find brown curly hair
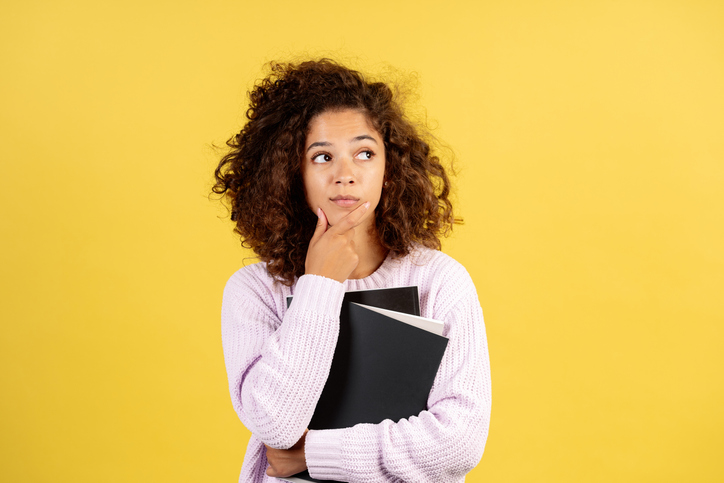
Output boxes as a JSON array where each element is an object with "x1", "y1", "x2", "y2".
[{"x1": 213, "y1": 59, "x2": 456, "y2": 285}]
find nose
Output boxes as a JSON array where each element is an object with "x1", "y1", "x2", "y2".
[{"x1": 334, "y1": 157, "x2": 356, "y2": 185}]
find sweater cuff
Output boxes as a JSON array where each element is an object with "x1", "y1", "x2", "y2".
[
  {"x1": 305, "y1": 428, "x2": 347, "y2": 481},
  {"x1": 289, "y1": 275, "x2": 345, "y2": 317}
]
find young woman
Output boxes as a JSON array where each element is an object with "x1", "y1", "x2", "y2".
[{"x1": 214, "y1": 59, "x2": 491, "y2": 482}]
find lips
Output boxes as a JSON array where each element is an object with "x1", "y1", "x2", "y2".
[{"x1": 330, "y1": 195, "x2": 360, "y2": 208}]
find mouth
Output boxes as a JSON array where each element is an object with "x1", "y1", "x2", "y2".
[{"x1": 330, "y1": 195, "x2": 360, "y2": 208}]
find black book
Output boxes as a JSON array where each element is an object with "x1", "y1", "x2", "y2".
[{"x1": 283, "y1": 287, "x2": 448, "y2": 483}]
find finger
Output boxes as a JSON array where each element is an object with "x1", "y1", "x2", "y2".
[
  {"x1": 330, "y1": 201, "x2": 370, "y2": 234},
  {"x1": 310, "y1": 208, "x2": 328, "y2": 242},
  {"x1": 265, "y1": 448, "x2": 278, "y2": 476}
]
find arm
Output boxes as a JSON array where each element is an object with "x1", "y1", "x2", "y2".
[
  {"x1": 222, "y1": 204, "x2": 371, "y2": 452},
  {"x1": 304, "y1": 272, "x2": 492, "y2": 482},
  {"x1": 221, "y1": 270, "x2": 344, "y2": 449}
]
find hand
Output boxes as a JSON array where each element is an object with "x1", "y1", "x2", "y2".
[
  {"x1": 305, "y1": 202, "x2": 370, "y2": 283},
  {"x1": 265, "y1": 430, "x2": 308, "y2": 478}
]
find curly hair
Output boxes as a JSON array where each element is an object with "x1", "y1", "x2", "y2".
[{"x1": 213, "y1": 59, "x2": 456, "y2": 285}]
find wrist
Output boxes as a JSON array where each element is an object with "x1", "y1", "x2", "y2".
[{"x1": 305, "y1": 429, "x2": 346, "y2": 481}]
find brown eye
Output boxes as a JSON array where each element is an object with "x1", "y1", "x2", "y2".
[
  {"x1": 312, "y1": 153, "x2": 332, "y2": 164},
  {"x1": 357, "y1": 150, "x2": 373, "y2": 160}
]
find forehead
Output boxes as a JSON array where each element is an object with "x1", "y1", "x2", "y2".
[{"x1": 305, "y1": 109, "x2": 380, "y2": 142}]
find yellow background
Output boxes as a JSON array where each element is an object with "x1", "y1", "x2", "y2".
[{"x1": 2, "y1": 1, "x2": 723, "y2": 481}]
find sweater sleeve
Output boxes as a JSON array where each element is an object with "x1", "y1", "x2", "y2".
[
  {"x1": 304, "y1": 268, "x2": 492, "y2": 482},
  {"x1": 221, "y1": 271, "x2": 345, "y2": 450}
]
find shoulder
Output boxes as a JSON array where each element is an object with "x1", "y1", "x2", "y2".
[
  {"x1": 393, "y1": 246, "x2": 478, "y2": 319},
  {"x1": 224, "y1": 261, "x2": 275, "y2": 294},
  {"x1": 399, "y1": 245, "x2": 473, "y2": 285},
  {"x1": 223, "y1": 261, "x2": 292, "y2": 318}
]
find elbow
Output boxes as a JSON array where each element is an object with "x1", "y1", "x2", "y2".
[
  {"x1": 459, "y1": 436, "x2": 486, "y2": 474},
  {"x1": 459, "y1": 413, "x2": 489, "y2": 474},
  {"x1": 240, "y1": 408, "x2": 307, "y2": 449},
  {"x1": 437, "y1": 426, "x2": 486, "y2": 477},
  {"x1": 437, "y1": 428, "x2": 486, "y2": 478},
  {"x1": 262, "y1": 426, "x2": 307, "y2": 450},
  {"x1": 457, "y1": 404, "x2": 490, "y2": 473},
  {"x1": 429, "y1": 403, "x2": 489, "y2": 477},
  {"x1": 238, "y1": 388, "x2": 308, "y2": 449}
]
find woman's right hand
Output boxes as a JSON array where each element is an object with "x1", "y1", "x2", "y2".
[{"x1": 305, "y1": 202, "x2": 370, "y2": 283}]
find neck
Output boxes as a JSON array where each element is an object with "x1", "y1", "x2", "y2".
[{"x1": 348, "y1": 224, "x2": 388, "y2": 280}]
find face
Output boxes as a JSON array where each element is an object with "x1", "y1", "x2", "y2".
[{"x1": 302, "y1": 109, "x2": 386, "y2": 229}]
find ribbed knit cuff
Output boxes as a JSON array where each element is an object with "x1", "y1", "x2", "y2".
[
  {"x1": 305, "y1": 428, "x2": 347, "y2": 481},
  {"x1": 290, "y1": 274, "x2": 345, "y2": 318}
]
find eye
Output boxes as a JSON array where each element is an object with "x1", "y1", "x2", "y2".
[
  {"x1": 311, "y1": 153, "x2": 332, "y2": 164},
  {"x1": 356, "y1": 150, "x2": 374, "y2": 160}
]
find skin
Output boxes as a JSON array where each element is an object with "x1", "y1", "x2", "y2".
[
  {"x1": 265, "y1": 109, "x2": 389, "y2": 478},
  {"x1": 265, "y1": 430, "x2": 308, "y2": 478},
  {"x1": 302, "y1": 108, "x2": 388, "y2": 283}
]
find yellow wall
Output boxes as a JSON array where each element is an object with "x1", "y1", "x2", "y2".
[{"x1": 2, "y1": 1, "x2": 723, "y2": 481}]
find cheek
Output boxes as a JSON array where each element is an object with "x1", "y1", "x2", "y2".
[
  {"x1": 303, "y1": 175, "x2": 325, "y2": 207},
  {"x1": 301, "y1": 175, "x2": 314, "y2": 209}
]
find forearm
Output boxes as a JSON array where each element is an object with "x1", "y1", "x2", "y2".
[
  {"x1": 223, "y1": 273, "x2": 345, "y2": 448},
  {"x1": 305, "y1": 284, "x2": 491, "y2": 481},
  {"x1": 305, "y1": 397, "x2": 489, "y2": 482}
]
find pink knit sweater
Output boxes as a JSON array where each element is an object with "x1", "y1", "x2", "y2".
[{"x1": 221, "y1": 247, "x2": 491, "y2": 482}]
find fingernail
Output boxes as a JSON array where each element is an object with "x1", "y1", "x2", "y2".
[
  {"x1": 364, "y1": 202, "x2": 370, "y2": 209},
  {"x1": 317, "y1": 208, "x2": 323, "y2": 217}
]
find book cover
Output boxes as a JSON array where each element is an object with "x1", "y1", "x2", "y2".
[
  {"x1": 283, "y1": 287, "x2": 448, "y2": 483},
  {"x1": 308, "y1": 302, "x2": 448, "y2": 430}
]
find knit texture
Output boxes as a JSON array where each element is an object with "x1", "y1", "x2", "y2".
[{"x1": 221, "y1": 247, "x2": 492, "y2": 482}]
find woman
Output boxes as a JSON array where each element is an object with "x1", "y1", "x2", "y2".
[{"x1": 214, "y1": 59, "x2": 491, "y2": 482}]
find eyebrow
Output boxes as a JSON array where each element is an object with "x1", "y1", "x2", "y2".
[
  {"x1": 306, "y1": 141, "x2": 331, "y2": 152},
  {"x1": 351, "y1": 134, "x2": 378, "y2": 144},
  {"x1": 306, "y1": 134, "x2": 378, "y2": 153}
]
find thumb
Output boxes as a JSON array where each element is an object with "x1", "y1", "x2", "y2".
[{"x1": 310, "y1": 208, "x2": 328, "y2": 242}]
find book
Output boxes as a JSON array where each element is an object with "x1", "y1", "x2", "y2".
[{"x1": 282, "y1": 287, "x2": 448, "y2": 483}]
